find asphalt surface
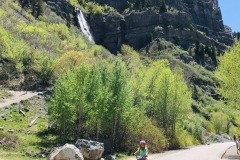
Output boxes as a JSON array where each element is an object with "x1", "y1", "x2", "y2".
[{"x1": 126, "y1": 142, "x2": 235, "y2": 160}]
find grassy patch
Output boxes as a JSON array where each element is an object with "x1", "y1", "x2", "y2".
[
  {"x1": 0, "y1": 96, "x2": 57, "y2": 159},
  {"x1": 0, "y1": 150, "x2": 45, "y2": 160},
  {"x1": 0, "y1": 89, "x2": 12, "y2": 102}
]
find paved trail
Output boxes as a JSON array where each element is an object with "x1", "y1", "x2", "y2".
[
  {"x1": 126, "y1": 142, "x2": 235, "y2": 160},
  {"x1": 0, "y1": 91, "x2": 39, "y2": 108}
]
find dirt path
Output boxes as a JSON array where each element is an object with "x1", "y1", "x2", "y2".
[
  {"x1": 124, "y1": 142, "x2": 235, "y2": 160},
  {"x1": 0, "y1": 91, "x2": 39, "y2": 108}
]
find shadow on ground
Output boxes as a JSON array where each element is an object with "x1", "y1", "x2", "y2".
[{"x1": 222, "y1": 145, "x2": 240, "y2": 159}]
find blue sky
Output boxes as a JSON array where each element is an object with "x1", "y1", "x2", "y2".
[{"x1": 218, "y1": 0, "x2": 240, "y2": 32}]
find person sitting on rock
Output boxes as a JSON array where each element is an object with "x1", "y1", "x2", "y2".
[{"x1": 133, "y1": 140, "x2": 148, "y2": 160}]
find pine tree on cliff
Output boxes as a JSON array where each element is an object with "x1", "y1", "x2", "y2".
[
  {"x1": 199, "y1": 45, "x2": 205, "y2": 59},
  {"x1": 141, "y1": 0, "x2": 146, "y2": 8},
  {"x1": 159, "y1": 1, "x2": 167, "y2": 13},
  {"x1": 19, "y1": 0, "x2": 43, "y2": 17},
  {"x1": 194, "y1": 41, "x2": 200, "y2": 63},
  {"x1": 134, "y1": 0, "x2": 140, "y2": 9},
  {"x1": 237, "y1": 32, "x2": 240, "y2": 41},
  {"x1": 211, "y1": 46, "x2": 217, "y2": 65}
]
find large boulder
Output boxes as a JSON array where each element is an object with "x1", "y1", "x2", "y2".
[
  {"x1": 48, "y1": 143, "x2": 84, "y2": 160},
  {"x1": 75, "y1": 139, "x2": 104, "y2": 160}
]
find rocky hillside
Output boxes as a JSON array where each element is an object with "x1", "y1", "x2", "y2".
[{"x1": 88, "y1": 0, "x2": 233, "y2": 54}]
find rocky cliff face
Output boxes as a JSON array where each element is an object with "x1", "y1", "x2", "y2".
[
  {"x1": 88, "y1": 0, "x2": 233, "y2": 54},
  {"x1": 41, "y1": 0, "x2": 233, "y2": 55}
]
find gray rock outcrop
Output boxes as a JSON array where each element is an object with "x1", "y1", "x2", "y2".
[
  {"x1": 48, "y1": 143, "x2": 84, "y2": 160},
  {"x1": 75, "y1": 139, "x2": 104, "y2": 160},
  {"x1": 88, "y1": 0, "x2": 233, "y2": 54}
]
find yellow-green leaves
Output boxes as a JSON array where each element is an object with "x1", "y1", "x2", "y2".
[
  {"x1": 0, "y1": 27, "x2": 29, "y2": 73},
  {"x1": 215, "y1": 43, "x2": 240, "y2": 108},
  {"x1": 154, "y1": 66, "x2": 192, "y2": 136}
]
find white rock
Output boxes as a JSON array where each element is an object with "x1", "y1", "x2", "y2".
[{"x1": 48, "y1": 143, "x2": 84, "y2": 160}]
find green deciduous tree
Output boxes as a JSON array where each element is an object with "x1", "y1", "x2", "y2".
[
  {"x1": 215, "y1": 43, "x2": 240, "y2": 108},
  {"x1": 153, "y1": 66, "x2": 192, "y2": 137},
  {"x1": 211, "y1": 112, "x2": 228, "y2": 134}
]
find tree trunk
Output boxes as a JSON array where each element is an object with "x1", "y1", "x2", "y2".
[{"x1": 111, "y1": 112, "x2": 118, "y2": 154}]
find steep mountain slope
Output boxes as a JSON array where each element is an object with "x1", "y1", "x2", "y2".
[
  {"x1": 3, "y1": 0, "x2": 233, "y2": 109},
  {"x1": 0, "y1": 0, "x2": 239, "y2": 158}
]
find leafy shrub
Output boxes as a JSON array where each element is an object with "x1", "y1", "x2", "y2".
[
  {"x1": 34, "y1": 53, "x2": 55, "y2": 85},
  {"x1": 121, "y1": 108, "x2": 167, "y2": 152},
  {"x1": 169, "y1": 127, "x2": 199, "y2": 149},
  {"x1": 55, "y1": 50, "x2": 93, "y2": 75},
  {"x1": 82, "y1": 2, "x2": 118, "y2": 15},
  {"x1": 211, "y1": 112, "x2": 229, "y2": 134}
]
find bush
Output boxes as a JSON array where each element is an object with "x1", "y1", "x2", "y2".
[
  {"x1": 34, "y1": 53, "x2": 55, "y2": 85},
  {"x1": 54, "y1": 51, "x2": 93, "y2": 75},
  {"x1": 120, "y1": 108, "x2": 167, "y2": 152},
  {"x1": 169, "y1": 127, "x2": 199, "y2": 149},
  {"x1": 211, "y1": 112, "x2": 229, "y2": 134},
  {"x1": 183, "y1": 116, "x2": 203, "y2": 141},
  {"x1": 81, "y1": 2, "x2": 118, "y2": 15}
]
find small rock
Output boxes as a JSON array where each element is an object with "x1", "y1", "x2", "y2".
[
  {"x1": 24, "y1": 108, "x2": 30, "y2": 112},
  {"x1": 41, "y1": 154, "x2": 46, "y2": 158},
  {"x1": 0, "y1": 137, "x2": 6, "y2": 144},
  {"x1": 35, "y1": 152, "x2": 47, "y2": 158},
  {"x1": 0, "y1": 114, "x2": 4, "y2": 118},
  {"x1": 25, "y1": 152, "x2": 32, "y2": 157},
  {"x1": 26, "y1": 130, "x2": 31, "y2": 134},
  {"x1": 38, "y1": 92, "x2": 44, "y2": 95},
  {"x1": 105, "y1": 155, "x2": 116, "y2": 160},
  {"x1": 0, "y1": 127, "x2": 4, "y2": 131},
  {"x1": 8, "y1": 129, "x2": 14, "y2": 133}
]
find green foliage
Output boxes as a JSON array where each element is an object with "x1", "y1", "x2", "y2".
[
  {"x1": 35, "y1": 53, "x2": 55, "y2": 85},
  {"x1": 121, "y1": 108, "x2": 167, "y2": 152},
  {"x1": 0, "y1": 0, "x2": 109, "y2": 88},
  {"x1": 182, "y1": 116, "x2": 203, "y2": 141},
  {"x1": 81, "y1": 2, "x2": 118, "y2": 15},
  {"x1": 0, "y1": 96, "x2": 52, "y2": 159},
  {"x1": 19, "y1": 0, "x2": 44, "y2": 17},
  {"x1": 174, "y1": 127, "x2": 198, "y2": 148},
  {"x1": 211, "y1": 112, "x2": 229, "y2": 134},
  {"x1": 54, "y1": 50, "x2": 93, "y2": 75},
  {"x1": 0, "y1": 26, "x2": 32, "y2": 73},
  {"x1": 49, "y1": 58, "x2": 192, "y2": 151},
  {"x1": 153, "y1": 66, "x2": 192, "y2": 137},
  {"x1": 68, "y1": 0, "x2": 80, "y2": 8},
  {"x1": 215, "y1": 43, "x2": 240, "y2": 108},
  {"x1": 0, "y1": 87, "x2": 12, "y2": 101},
  {"x1": 118, "y1": 44, "x2": 142, "y2": 71},
  {"x1": 49, "y1": 61, "x2": 134, "y2": 146}
]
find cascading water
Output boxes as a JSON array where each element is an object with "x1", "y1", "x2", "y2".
[{"x1": 76, "y1": 8, "x2": 94, "y2": 41}]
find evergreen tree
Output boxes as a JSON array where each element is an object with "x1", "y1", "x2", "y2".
[
  {"x1": 199, "y1": 45, "x2": 205, "y2": 59},
  {"x1": 159, "y1": 1, "x2": 167, "y2": 13}
]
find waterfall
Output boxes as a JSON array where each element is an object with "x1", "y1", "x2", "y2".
[{"x1": 76, "y1": 8, "x2": 94, "y2": 41}]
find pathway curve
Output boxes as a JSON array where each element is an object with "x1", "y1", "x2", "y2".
[{"x1": 0, "y1": 91, "x2": 39, "y2": 108}]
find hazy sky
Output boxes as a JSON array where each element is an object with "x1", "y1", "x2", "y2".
[{"x1": 218, "y1": 0, "x2": 240, "y2": 32}]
